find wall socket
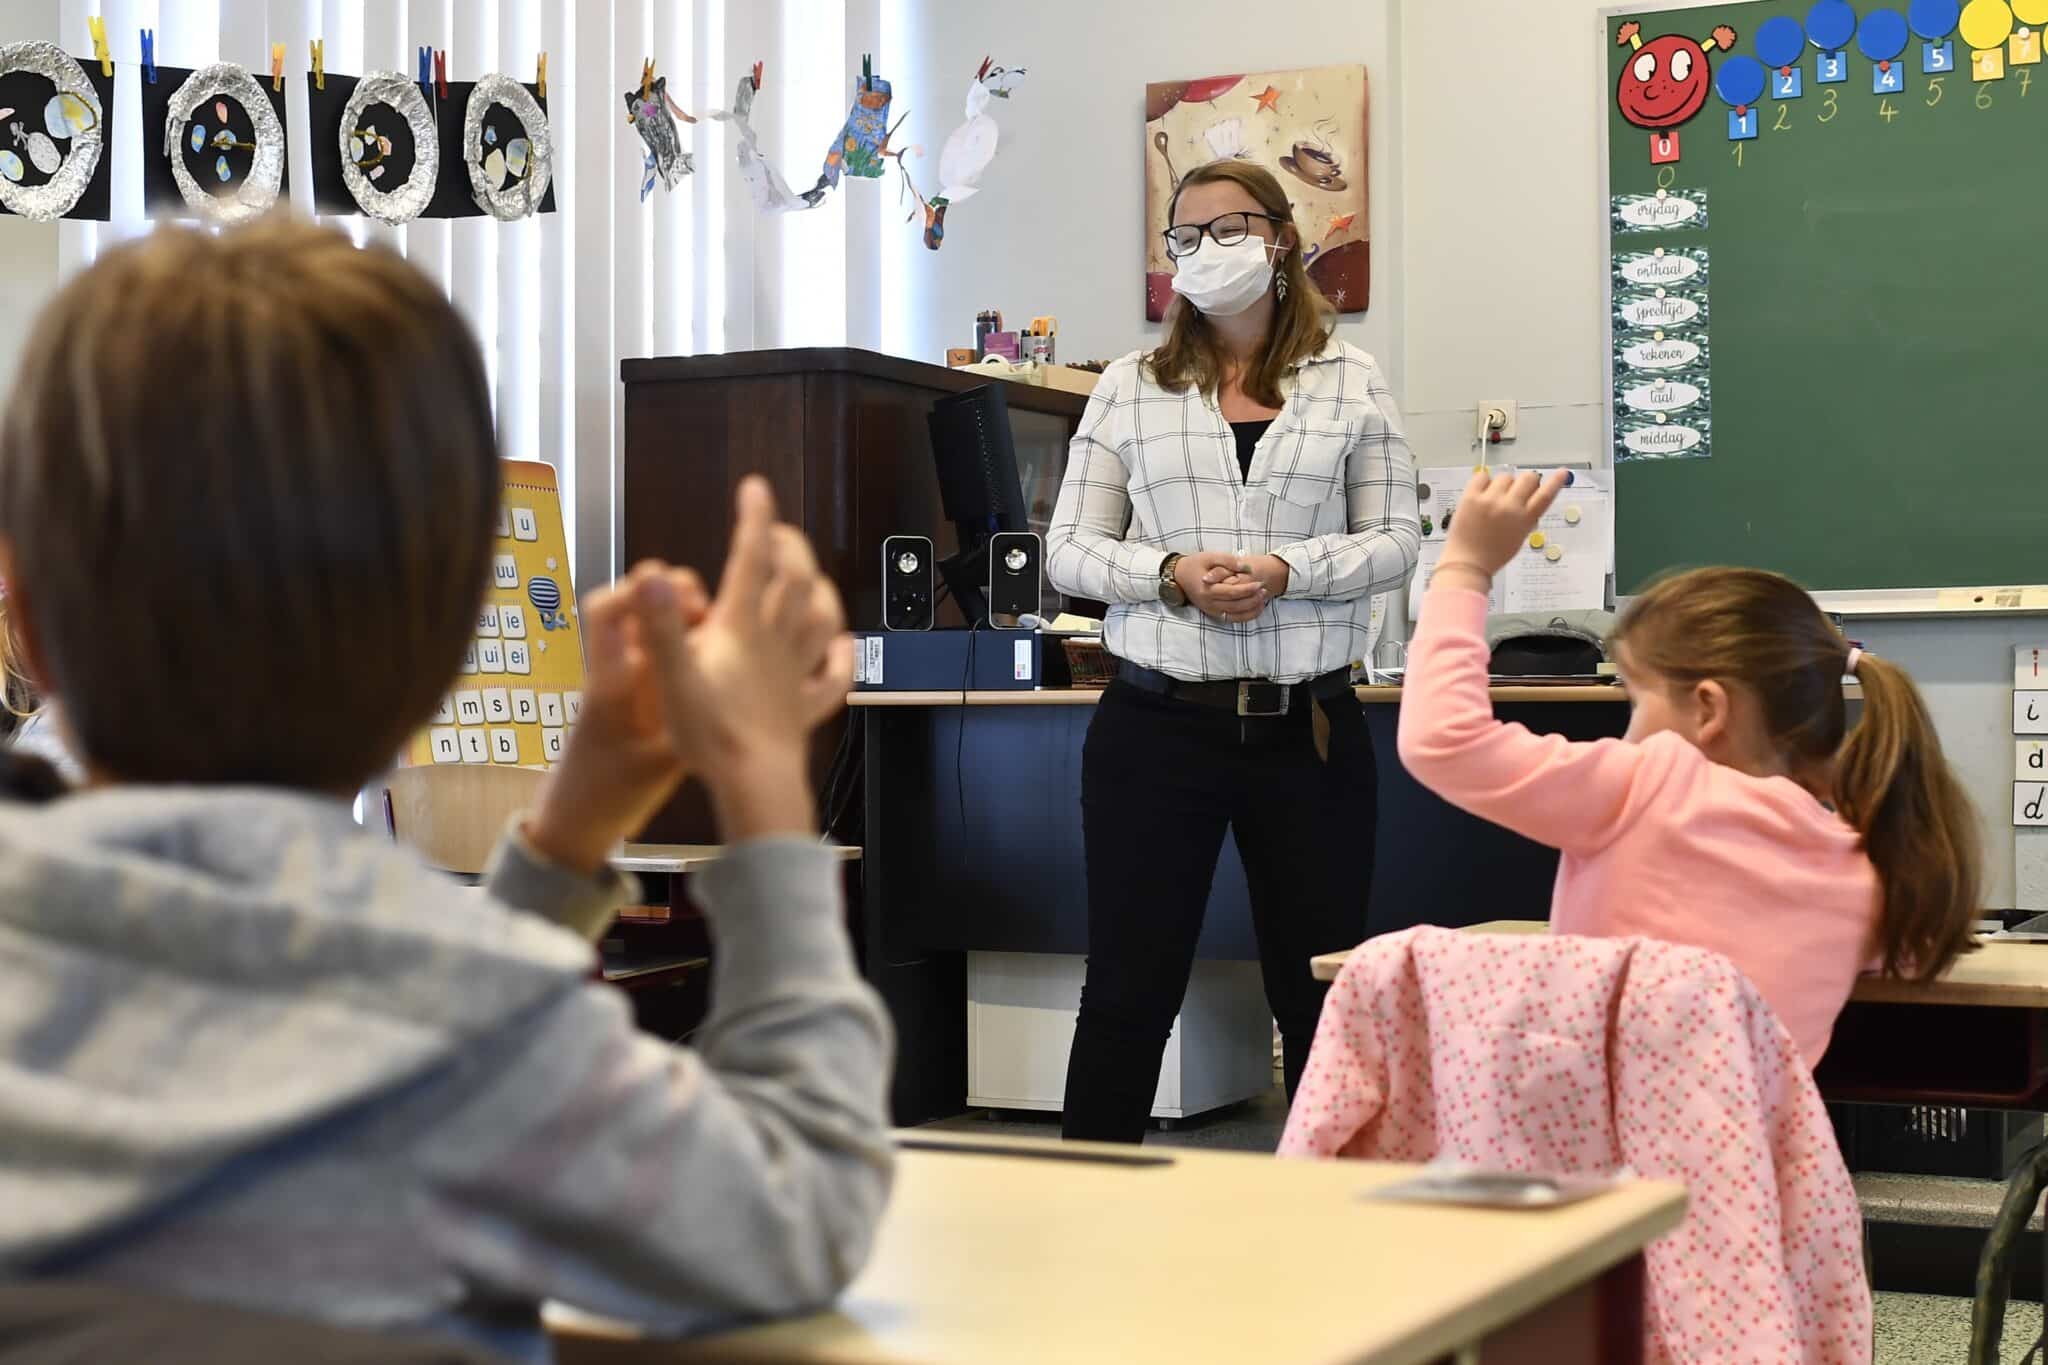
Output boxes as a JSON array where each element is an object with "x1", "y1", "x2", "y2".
[{"x1": 1476, "y1": 399, "x2": 1518, "y2": 444}]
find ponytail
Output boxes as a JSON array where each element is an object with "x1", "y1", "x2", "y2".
[{"x1": 1836, "y1": 654, "x2": 1982, "y2": 981}]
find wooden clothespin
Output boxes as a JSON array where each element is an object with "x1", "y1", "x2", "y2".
[
  {"x1": 87, "y1": 16, "x2": 111, "y2": 77},
  {"x1": 270, "y1": 43, "x2": 286, "y2": 91},
  {"x1": 535, "y1": 51, "x2": 547, "y2": 99},
  {"x1": 641, "y1": 58, "x2": 656, "y2": 99},
  {"x1": 310, "y1": 39, "x2": 325, "y2": 91},
  {"x1": 433, "y1": 49, "x2": 448, "y2": 100},
  {"x1": 140, "y1": 28, "x2": 157, "y2": 84},
  {"x1": 752, "y1": 60, "x2": 765, "y2": 92},
  {"x1": 417, "y1": 46, "x2": 433, "y2": 97}
]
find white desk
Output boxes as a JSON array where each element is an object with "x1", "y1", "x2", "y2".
[{"x1": 551, "y1": 1132, "x2": 1684, "y2": 1365}]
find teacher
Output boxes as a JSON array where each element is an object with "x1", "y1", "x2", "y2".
[{"x1": 1045, "y1": 159, "x2": 1420, "y2": 1144}]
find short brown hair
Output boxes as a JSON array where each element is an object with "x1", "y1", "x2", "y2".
[
  {"x1": 1146, "y1": 159, "x2": 1334, "y2": 409},
  {"x1": 0, "y1": 219, "x2": 498, "y2": 791},
  {"x1": 1614, "y1": 567, "x2": 1981, "y2": 982}
]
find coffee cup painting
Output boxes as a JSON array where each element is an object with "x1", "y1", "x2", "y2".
[{"x1": 1143, "y1": 63, "x2": 1369, "y2": 322}]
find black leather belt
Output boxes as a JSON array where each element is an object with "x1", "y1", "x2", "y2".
[{"x1": 1114, "y1": 661, "x2": 1354, "y2": 717}]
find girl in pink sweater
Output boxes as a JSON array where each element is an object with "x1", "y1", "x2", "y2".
[{"x1": 1399, "y1": 469, "x2": 1980, "y2": 1065}]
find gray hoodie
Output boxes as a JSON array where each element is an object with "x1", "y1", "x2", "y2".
[{"x1": 0, "y1": 787, "x2": 895, "y2": 1361}]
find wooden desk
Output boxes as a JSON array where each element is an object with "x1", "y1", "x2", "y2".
[
  {"x1": 550, "y1": 1133, "x2": 1685, "y2": 1365},
  {"x1": 1312, "y1": 921, "x2": 2048, "y2": 1004},
  {"x1": 849, "y1": 684, "x2": 1629, "y2": 708},
  {"x1": 1314, "y1": 922, "x2": 2048, "y2": 1109},
  {"x1": 614, "y1": 843, "x2": 864, "y2": 876}
]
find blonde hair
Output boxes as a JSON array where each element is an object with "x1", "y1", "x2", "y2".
[
  {"x1": 1146, "y1": 160, "x2": 1333, "y2": 409},
  {"x1": 1613, "y1": 567, "x2": 1981, "y2": 982},
  {"x1": 0, "y1": 604, "x2": 36, "y2": 725}
]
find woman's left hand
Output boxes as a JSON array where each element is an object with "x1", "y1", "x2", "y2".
[{"x1": 1238, "y1": 554, "x2": 1290, "y2": 600}]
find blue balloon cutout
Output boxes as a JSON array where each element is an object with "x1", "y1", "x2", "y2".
[
  {"x1": 1909, "y1": 0, "x2": 1961, "y2": 38},
  {"x1": 1808, "y1": 0, "x2": 1859, "y2": 49},
  {"x1": 1716, "y1": 54, "x2": 1770, "y2": 106},
  {"x1": 1858, "y1": 8, "x2": 1911, "y2": 59},
  {"x1": 1757, "y1": 14, "x2": 1809, "y2": 65}
]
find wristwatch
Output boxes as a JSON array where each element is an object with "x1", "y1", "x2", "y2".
[{"x1": 1159, "y1": 553, "x2": 1187, "y2": 608}]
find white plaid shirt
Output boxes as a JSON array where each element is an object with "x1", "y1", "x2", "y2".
[{"x1": 1046, "y1": 340, "x2": 1420, "y2": 684}]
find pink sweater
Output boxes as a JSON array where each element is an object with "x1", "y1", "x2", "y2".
[{"x1": 1397, "y1": 589, "x2": 1880, "y2": 1066}]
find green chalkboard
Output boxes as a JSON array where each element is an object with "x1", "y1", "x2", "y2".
[{"x1": 1607, "y1": 0, "x2": 2048, "y2": 592}]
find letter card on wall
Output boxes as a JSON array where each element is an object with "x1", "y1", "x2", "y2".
[{"x1": 405, "y1": 459, "x2": 584, "y2": 769}]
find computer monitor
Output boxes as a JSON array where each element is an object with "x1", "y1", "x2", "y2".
[{"x1": 928, "y1": 383, "x2": 1031, "y2": 622}]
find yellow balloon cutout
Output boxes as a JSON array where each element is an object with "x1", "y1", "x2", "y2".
[
  {"x1": 1962, "y1": 0, "x2": 2016, "y2": 50},
  {"x1": 2015, "y1": 0, "x2": 2048, "y2": 26}
]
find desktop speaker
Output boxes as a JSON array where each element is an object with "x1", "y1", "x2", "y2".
[
  {"x1": 883, "y1": 535, "x2": 935, "y2": 632},
  {"x1": 988, "y1": 531, "x2": 1042, "y2": 630}
]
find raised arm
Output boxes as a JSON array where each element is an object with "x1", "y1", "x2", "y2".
[{"x1": 1396, "y1": 470, "x2": 1654, "y2": 855}]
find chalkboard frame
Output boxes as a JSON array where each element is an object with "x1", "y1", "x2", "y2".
[{"x1": 1597, "y1": 0, "x2": 2048, "y2": 612}]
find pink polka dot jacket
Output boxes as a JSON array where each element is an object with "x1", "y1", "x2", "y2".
[{"x1": 1279, "y1": 927, "x2": 1871, "y2": 1363}]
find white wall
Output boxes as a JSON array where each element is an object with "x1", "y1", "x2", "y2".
[{"x1": 877, "y1": 0, "x2": 1403, "y2": 385}]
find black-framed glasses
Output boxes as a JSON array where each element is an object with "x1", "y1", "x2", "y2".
[{"x1": 1161, "y1": 211, "x2": 1288, "y2": 259}]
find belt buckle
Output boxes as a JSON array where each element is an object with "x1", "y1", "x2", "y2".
[{"x1": 1237, "y1": 681, "x2": 1289, "y2": 718}]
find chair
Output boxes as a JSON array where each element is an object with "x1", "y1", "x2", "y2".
[
  {"x1": 381, "y1": 765, "x2": 546, "y2": 876},
  {"x1": 1281, "y1": 926, "x2": 1872, "y2": 1363}
]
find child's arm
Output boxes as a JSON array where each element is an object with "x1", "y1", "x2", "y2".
[
  {"x1": 1396, "y1": 471, "x2": 1656, "y2": 855},
  {"x1": 419, "y1": 483, "x2": 892, "y2": 1326},
  {"x1": 418, "y1": 768, "x2": 893, "y2": 1330}
]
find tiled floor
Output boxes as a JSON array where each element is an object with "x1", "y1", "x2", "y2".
[
  {"x1": 1877, "y1": 1293, "x2": 2039, "y2": 1363},
  {"x1": 920, "y1": 1090, "x2": 2044, "y2": 1362}
]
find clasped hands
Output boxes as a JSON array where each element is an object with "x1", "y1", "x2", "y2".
[
  {"x1": 521, "y1": 477, "x2": 854, "y2": 875},
  {"x1": 1173, "y1": 551, "x2": 1290, "y2": 625}
]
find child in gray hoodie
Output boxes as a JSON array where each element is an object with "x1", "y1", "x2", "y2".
[{"x1": 0, "y1": 220, "x2": 892, "y2": 1361}]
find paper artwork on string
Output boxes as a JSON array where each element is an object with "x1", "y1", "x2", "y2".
[
  {"x1": 1143, "y1": 63, "x2": 1368, "y2": 321},
  {"x1": 310, "y1": 70, "x2": 438, "y2": 224},
  {"x1": 154, "y1": 64, "x2": 286, "y2": 225},
  {"x1": 1611, "y1": 188, "x2": 1707, "y2": 232},
  {"x1": 809, "y1": 54, "x2": 899, "y2": 201},
  {"x1": 709, "y1": 62, "x2": 824, "y2": 214},
  {"x1": 626, "y1": 59, "x2": 694, "y2": 201},
  {"x1": 463, "y1": 74, "x2": 552, "y2": 220},
  {"x1": 894, "y1": 57, "x2": 1025, "y2": 251},
  {"x1": 0, "y1": 41, "x2": 111, "y2": 222},
  {"x1": 1613, "y1": 19, "x2": 1738, "y2": 161}
]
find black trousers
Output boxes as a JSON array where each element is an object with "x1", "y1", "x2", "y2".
[{"x1": 1062, "y1": 679, "x2": 1377, "y2": 1143}]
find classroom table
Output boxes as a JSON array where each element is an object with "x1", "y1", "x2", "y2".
[
  {"x1": 850, "y1": 684, "x2": 1633, "y2": 1124},
  {"x1": 548, "y1": 1132, "x2": 1686, "y2": 1365}
]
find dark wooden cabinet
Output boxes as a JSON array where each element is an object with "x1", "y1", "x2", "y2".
[
  {"x1": 622, "y1": 348, "x2": 1090, "y2": 628},
  {"x1": 620, "y1": 348, "x2": 1092, "y2": 842}
]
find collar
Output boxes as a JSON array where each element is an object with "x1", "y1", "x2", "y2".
[{"x1": 1287, "y1": 335, "x2": 1346, "y2": 371}]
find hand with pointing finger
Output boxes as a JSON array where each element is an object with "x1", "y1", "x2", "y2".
[
  {"x1": 1437, "y1": 468, "x2": 1571, "y2": 586},
  {"x1": 636, "y1": 477, "x2": 854, "y2": 841}
]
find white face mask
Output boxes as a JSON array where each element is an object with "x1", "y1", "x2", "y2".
[{"x1": 1170, "y1": 234, "x2": 1277, "y2": 317}]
